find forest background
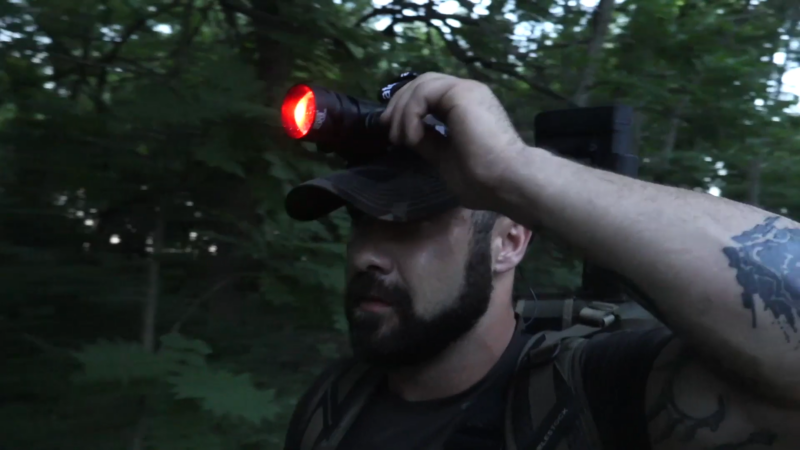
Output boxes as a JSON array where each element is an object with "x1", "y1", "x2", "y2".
[{"x1": 1, "y1": 0, "x2": 799, "y2": 448}]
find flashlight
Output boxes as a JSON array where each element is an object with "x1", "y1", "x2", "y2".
[
  {"x1": 280, "y1": 84, "x2": 386, "y2": 144},
  {"x1": 280, "y1": 73, "x2": 449, "y2": 162}
]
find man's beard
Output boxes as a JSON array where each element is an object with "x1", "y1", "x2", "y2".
[{"x1": 343, "y1": 238, "x2": 494, "y2": 368}]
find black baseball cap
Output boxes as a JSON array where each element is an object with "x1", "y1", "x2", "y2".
[{"x1": 284, "y1": 149, "x2": 460, "y2": 222}]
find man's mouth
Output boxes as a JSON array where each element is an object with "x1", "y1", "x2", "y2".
[{"x1": 357, "y1": 296, "x2": 393, "y2": 312}]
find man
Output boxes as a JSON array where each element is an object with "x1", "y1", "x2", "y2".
[{"x1": 282, "y1": 73, "x2": 800, "y2": 449}]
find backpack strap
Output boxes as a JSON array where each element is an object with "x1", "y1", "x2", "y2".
[
  {"x1": 284, "y1": 358, "x2": 385, "y2": 450},
  {"x1": 517, "y1": 297, "x2": 662, "y2": 334},
  {"x1": 505, "y1": 325, "x2": 606, "y2": 450},
  {"x1": 561, "y1": 337, "x2": 604, "y2": 450}
]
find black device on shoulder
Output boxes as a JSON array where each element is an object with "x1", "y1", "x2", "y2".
[{"x1": 533, "y1": 105, "x2": 639, "y2": 302}]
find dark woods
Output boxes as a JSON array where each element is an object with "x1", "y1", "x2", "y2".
[{"x1": 1, "y1": 0, "x2": 799, "y2": 448}]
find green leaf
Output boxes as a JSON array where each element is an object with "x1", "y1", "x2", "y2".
[
  {"x1": 194, "y1": 138, "x2": 245, "y2": 177},
  {"x1": 148, "y1": 412, "x2": 225, "y2": 450},
  {"x1": 72, "y1": 339, "x2": 170, "y2": 384},
  {"x1": 259, "y1": 274, "x2": 296, "y2": 305},
  {"x1": 345, "y1": 41, "x2": 365, "y2": 59},
  {"x1": 159, "y1": 332, "x2": 214, "y2": 369},
  {"x1": 263, "y1": 151, "x2": 297, "y2": 181},
  {"x1": 291, "y1": 259, "x2": 345, "y2": 292},
  {"x1": 169, "y1": 368, "x2": 280, "y2": 425},
  {"x1": 160, "y1": 332, "x2": 214, "y2": 357}
]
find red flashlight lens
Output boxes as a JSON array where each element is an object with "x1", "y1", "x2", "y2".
[{"x1": 281, "y1": 85, "x2": 316, "y2": 139}]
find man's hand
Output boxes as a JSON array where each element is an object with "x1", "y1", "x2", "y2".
[{"x1": 379, "y1": 72, "x2": 527, "y2": 210}]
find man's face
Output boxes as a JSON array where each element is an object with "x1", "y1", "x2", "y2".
[{"x1": 344, "y1": 208, "x2": 496, "y2": 368}]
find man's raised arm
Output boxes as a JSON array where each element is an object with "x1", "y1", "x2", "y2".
[
  {"x1": 496, "y1": 146, "x2": 800, "y2": 403},
  {"x1": 379, "y1": 72, "x2": 800, "y2": 448},
  {"x1": 496, "y1": 146, "x2": 800, "y2": 449}
]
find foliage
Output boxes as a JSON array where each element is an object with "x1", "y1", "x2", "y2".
[{"x1": 1, "y1": 0, "x2": 799, "y2": 448}]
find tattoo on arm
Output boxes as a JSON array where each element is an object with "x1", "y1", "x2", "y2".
[
  {"x1": 647, "y1": 348, "x2": 780, "y2": 448},
  {"x1": 722, "y1": 216, "x2": 800, "y2": 344},
  {"x1": 646, "y1": 350, "x2": 727, "y2": 444}
]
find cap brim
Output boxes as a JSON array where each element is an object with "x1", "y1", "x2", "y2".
[{"x1": 285, "y1": 151, "x2": 459, "y2": 222}]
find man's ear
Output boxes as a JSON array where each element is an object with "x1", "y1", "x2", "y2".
[{"x1": 492, "y1": 217, "x2": 532, "y2": 274}]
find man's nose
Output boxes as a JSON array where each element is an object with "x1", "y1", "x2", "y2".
[{"x1": 350, "y1": 244, "x2": 395, "y2": 275}]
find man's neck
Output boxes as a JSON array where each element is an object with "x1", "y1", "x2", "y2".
[{"x1": 386, "y1": 298, "x2": 517, "y2": 402}]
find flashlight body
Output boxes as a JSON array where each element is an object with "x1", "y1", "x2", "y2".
[
  {"x1": 283, "y1": 84, "x2": 395, "y2": 162},
  {"x1": 282, "y1": 81, "x2": 449, "y2": 163},
  {"x1": 295, "y1": 85, "x2": 386, "y2": 143}
]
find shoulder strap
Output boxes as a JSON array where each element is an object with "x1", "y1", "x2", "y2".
[
  {"x1": 517, "y1": 298, "x2": 662, "y2": 334},
  {"x1": 505, "y1": 325, "x2": 605, "y2": 450},
  {"x1": 284, "y1": 358, "x2": 385, "y2": 450},
  {"x1": 561, "y1": 337, "x2": 604, "y2": 449}
]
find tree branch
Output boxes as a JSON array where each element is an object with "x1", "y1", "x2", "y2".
[
  {"x1": 356, "y1": 4, "x2": 479, "y2": 28},
  {"x1": 98, "y1": 0, "x2": 184, "y2": 64},
  {"x1": 167, "y1": 1, "x2": 215, "y2": 77},
  {"x1": 466, "y1": 57, "x2": 576, "y2": 106},
  {"x1": 572, "y1": 0, "x2": 615, "y2": 106},
  {"x1": 219, "y1": 0, "x2": 244, "y2": 45},
  {"x1": 217, "y1": 0, "x2": 282, "y2": 27},
  {"x1": 171, "y1": 273, "x2": 259, "y2": 333},
  {"x1": 355, "y1": 4, "x2": 574, "y2": 106}
]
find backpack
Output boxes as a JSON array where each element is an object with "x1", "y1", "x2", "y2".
[{"x1": 283, "y1": 300, "x2": 660, "y2": 450}]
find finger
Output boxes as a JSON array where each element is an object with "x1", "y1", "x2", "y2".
[
  {"x1": 380, "y1": 75, "x2": 425, "y2": 126},
  {"x1": 380, "y1": 80, "x2": 412, "y2": 143},
  {"x1": 381, "y1": 73, "x2": 445, "y2": 141},
  {"x1": 388, "y1": 74, "x2": 448, "y2": 147},
  {"x1": 401, "y1": 75, "x2": 456, "y2": 148},
  {"x1": 388, "y1": 80, "x2": 418, "y2": 146},
  {"x1": 380, "y1": 94, "x2": 396, "y2": 125},
  {"x1": 395, "y1": 79, "x2": 426, "y2": 147},
  {"x1": 401, "y1": 84, "x2": 430, "y2": 148}
]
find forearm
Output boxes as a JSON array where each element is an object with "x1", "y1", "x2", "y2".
[
  {"x1": 495, "y1": 146, "x2": 800, "y2": 399},
  {"x1": 497, "y1": 147, "x2": 773, "y2": 299}
]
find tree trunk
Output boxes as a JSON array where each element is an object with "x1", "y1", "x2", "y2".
[
  {"x1": 130, "y1": 210, "x2": 164, "y2": 450},
  {"x1": 142, "y1": 213, "x2": 163, "y2": 352},
  {"x1": 251, "y1": 0, "x2": 294, "y2": 104},
  {"x1": 747, "y1": 155, "x2": 762, "y2": 207},
  {"x1": 572, "y1": 0, "x2": 615, "y2": 106},
  {"x1": 745, "y1": 8, "x2": 799, "y2": 207},
  {"x1": 192, "y1": 0, "x2": 294, "y2": 330},
  {"x1": 661, "y1": 96, "x2": 688, "y2": 170}
]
